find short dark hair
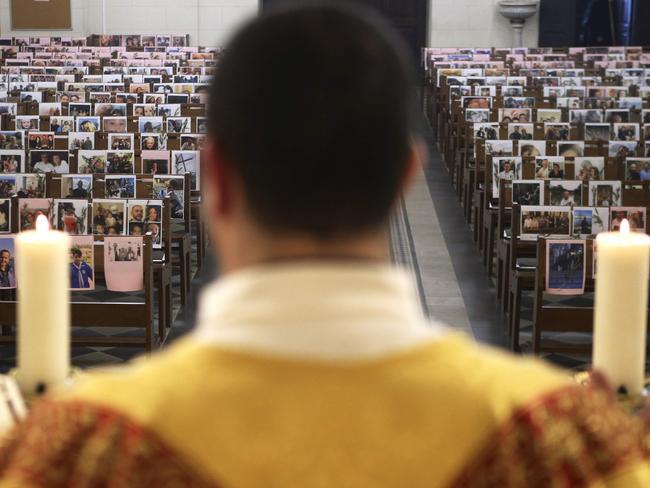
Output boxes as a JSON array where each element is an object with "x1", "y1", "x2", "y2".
[{"x1": 209, "y1": 1, "x2": 416, "y2": 239}]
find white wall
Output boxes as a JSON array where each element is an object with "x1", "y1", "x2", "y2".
[
  {"x1": 428, "y1": 0, "x2": 539, "y2": 47},
  {"x1": 0, "y1": 0, "x2": 259, "y2": 47}
]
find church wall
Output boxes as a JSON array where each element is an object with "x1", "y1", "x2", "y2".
[
  {"x1": 0, "y1": 0, "x2": 259, "y2": 47},
  {"x1": 427, "y1": 0, "x2": 540, "y2": 47}
]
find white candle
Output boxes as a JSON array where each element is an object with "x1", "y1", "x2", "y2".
[
  {"x1": 15, "y1": 214, "x2": 70, "y2": 395},
  {"x1": 593, "y1": 219, "x2": 650, "y2": 395}
]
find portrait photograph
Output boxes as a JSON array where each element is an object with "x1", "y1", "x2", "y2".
[
  {"x1": 55, "y1": 199, "x2": 89, "y2": 235},
  {"x1": 572, "y1": 207, "x2": 608, "y2": 237},
  {"x1": 0, "y1": 150, "x2": 24, "y2": 173},
  {"x1": 138, "y1": 116, "x2": 163, "y2": 134},
  {"x1": 133, "y1": 104, "x2": 156, "y2": 117},
  {"x1": 19, "y1": 198, "x2": 51, "y2": 231},
  {"x1": 140, "y1": 134, "x2": 166, "y2": 150},
  {"x1": 50, "y1": 116, "x2": 74, "y2": 135},
  {"x1": 61, "y1": 175, "x2": 93, "y2": 199},
  {"x1": 157, "y1": 104, "x2": 181, "y2": 117},
  {"x1": 153, "y1": 175, "x2": 184, "y2": 219},
  {"x1": 108, "y1": 133, "x2": 133, "y2": 151},
  {"x1": 574, "y1": 157, "x2": 604, "y2": 181},
  {"x1": 520, "y1": 206, "x2": 572, "y2": 240},
  {"x1": 0, "y1": 235, "x2": 16, "y2": 289},
  {"x1": 612, "y1": 123, "x2": 640, "y2": 141},
  {"x1": 545, "y1": 240, "x2": 586, "y2": 296},
  {"x1": 498, "y1": 108, "x2": 531, "y2": 124},
  {"x1": 605, "y1": 109, "x2": 629, "y2": 123},
  {"x1": 127, "y1": 199, "x2": 163, "y2": 247},
  {"x1": 68, "y1": 132, "x2": 94, "y2": 151},
  {"x1": 544, "y1": 123, "x2": 570, "y2": 141},
  {"x1": 520, "y1": 141, "x2": 546, "y2": 158},
  {"x1": 15, "y1": 116, "x2": 39, "y2": 131},
  {"x1": 106, "y1": 151, "x2": 134, "y2": 174},
  {"x1": 625, "y1": 158, "x2": 650, "y2": 181},
  {"x1": 69, "y1": 235, "x2": 94, "y2": 291},
  {"x1": 610, "y1": 207, "x2": 646, "y2": 233},
  {"x1": 94, "y1": 103, "x2": 127, "y2": 117},
  {"x1": 172, "y1": 150, "x2": 200, "y2": 190},
  {"x1": 28, "y1": 131, "x2": 55, "y2": 150},
  {"x1": 196, "y1": 117, "x2": 207, "y2": 134},
  {"x1": 588, "y1": 181, "x2": 622, "y2": 207},
  {"x1": 17, "y1": 174, "x2": 45, "y2": 198},
  {"x1": 584, "y1": 123, "x2": 611, "y2": 142},
  {"x1": 0, "y1": 175, "x2": 16, "y2": 198},
  {"x1": 473, "y1": 123, "x2": 498, "y2": 140},
  {"x1": 608, "y1": 141, "x2": 637, "y2": 158},
  {"x1": 536, "y1": 109, "x2": 562, "y2": 123},
  {"x1": 102, "y1": 117, "x2": 127, "y2": 133},
  {"x1": 105, "y1": 175, "x2": 135, "y2": 199},
  {"x1": 0, "y1": 131, "x2": 24, "y2": 150},
  {"x1": 0, "y1": 199, "x2": 9, "y2": 233},
  {"x1": 569, "y1": 109, "x2": 603, "y2": 123},
  {"x1": 491, "y1": 157, "x2": 521, "y2": 198},
  {"x1": 78, "y1": 150, "x2": 107, "y2": 174},
  {"x1": 166, "y1": 117, "x2": 191, "y2": 133},
  {"x1": 144, "y1": 93, "x2": 166, "y2": 105},
  {"x1": 549, "y1": 181, "x2": 582, "y2": 206},
  {"x1": 29, "y1": 150, "x2": 69, "y2": 174},
  {"x1": 508, "y1": 123, "x2": 533, "y2": 140},
  {"x1": 142, "y1": 150, "x2": 170, "y2": 175},
  {"x1": 465, "y1": 109, "x2": 490, "y2": 123},
  {"x1": 92, "y1": 199, "x2": 126, "y2": 236},
  {"x1": 558, "y1": 142, "x2": 584, "y2": 158},
  {"x1": 534, "y1": 157, "x2": 564, "y2": 179},
  {"x1": 68, "y1": 103, "x2": 91, "y2": 117},
  {"x1": 76, "y1": 117, "x2": 101, "y2": 133},
  {"x1": 38, "y1": 102, "x2": 62, "y2": 117},
  {"x1": 512, "y1": 180, "x2": 543, "y2": 206}
]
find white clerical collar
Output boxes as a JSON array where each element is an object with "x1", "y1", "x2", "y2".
[{"x1": 192, "y1": 261, "x2": 446, "y2": 361}]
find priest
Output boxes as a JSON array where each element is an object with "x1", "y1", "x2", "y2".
[{"x1": 0, "y1": 3, "x2": 648, "y2": 487}]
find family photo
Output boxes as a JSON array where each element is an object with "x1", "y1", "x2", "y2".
[{"x1": 546, "y1": 240, "x2": 586, "y2": 295}]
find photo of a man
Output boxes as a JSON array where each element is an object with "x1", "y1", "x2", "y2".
[
  {"x1": 69, "y1": 244, "x2": 94, "y2": 290},
  {"x1": 0, "y1": 239, "x2": 16, "y2": 289}
]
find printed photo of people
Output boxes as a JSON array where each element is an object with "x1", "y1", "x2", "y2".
[
  {"x1": 28, "y1": 132, "x2": 54, "y2": 150},
  {"x1": 133, "y1": 104, "x2": 156, "y2": 117},
  {"x1": 68, "y1": 132, "x2": 94, "y2": 151},
  {"x1": 521, "y1": 206, "x2": 571, "y2": 240},
  {"x1": 605, "y1": 109, "x2": 629, "y2": 123},
  {"x1": 141, "y1": 134, "x2": 165, "y2": 150},
  {"x1": 106, "y1": 237, "x2": 142, "y2": 262},
  {"x1": 17, "y1": 174, "x2": 45, "y2": 198},
  {"x1": 584, "y1": 124, "x2": 611, "y2": 142},
  {"x1": 95, "y1": 103, "x2": 127, "y2": 117},
  {"x1": 0, "y1": 131, "x2": 23, "y2": 150},
  {"x1": 78, "y1": 150, "x2": 107, "y2": 174},
  {"x1": 138, "y1": 117, "x2": 163, "y2": 133},
  {"x1": 50, "y1": 116, "x2": 74, "y2": 135},
  {"x1": 0, "y1": 199, "x2": 9, "y2": 233},
  {"x1": 0, "y1": 175, "x2": 16, "y2": 198},
  {"x1": 92, "y1": 200, "x2": 125, "y2": 236},
  {"x1": 508, "y1": 123, "x2": 533, "y2": 140},
  {"x1": 549, "y1": 181, "x2": 582, "y2": 206},
  {"x1": 76, "y1": 117, "x2": 100, "y2": 133},
  {"x1": 491, "y1": 157, "x2": 520, "y2": 198},
  {"x1": 172, "y1": 150, "x2": 200, "y2": 190},
  {"x1": 574, "y1": 157, "x2": 604, "y2": 181},
  {"x1": 15, "y1": 116, "x2": 39, "y2": 131},
  {"x1": 608, "y1": 141, "x2": 637, "y2": 158},
  {"x1": 157, "y1": 104, "x2": 181, "y2": 117},
  {"x1": 105, "y1": 175, "x2": 135, "y2": 199},
  {"x1": 68, "y1": 103, "x2": 91, "y2": 117},
  {"x1": 588, "y1": 181, "x2": 622, "y2": 207},
  {"x1": 613, "y1": 123, "x2": 640, "y2": 141},
  {"x1": 29, "y1": 150, "x2": 69, "y2": 174},
  {"x1": 520, "y1": 141, "x2": 546, "y2": 158},
  {"x1": 196, "y1": 117, "x2": 207, "y2": 134},
  {"x1": 512, "y1": 180, "x2": 543, "y2": 206},
  {"x1": 19, "y1": 198, "x2": 51, "y2": 231},
  {"x1": 167, "y1": 117, "x2": 191, "y2": 133},
  {"x1": 498, "y1": 108, "x2": 531, "y2": 124},
  {"x1": 610, "y1": 207, "x2": 646, "y2": 233},
  {"x1": 108, "y1": 134, "x2": 133, "y2": 151},
  {"x1": 153, "y1": 175, "x2": 184, "y2": 219},
  {"x1": 0, "y1": 236, "x2": 16, "y2": 289},
  {"x1": 142, "y1": 150, "x2": 170, "y2": 175},
  {"x1": 536, "y1": 109, "x2": 562, "y2": 123},
  {"x1": 69, "y1": 236, "x2": 94, "y2": 290},
  {"x1": 473, "y1": 123, "x2": 498, "y2": 140},
  {"x1": 102, "y1": 117, "x2": 127, "y2": 133},
  {"x1": 544, "y1": 123, "x2": 570, "y2": 141},
  {"x1": 572, "y1": 207, "x2": 609, "y2": 237},
  {"x1": 625, "y1": 159, "x2": 650, "y2": 181},
  {"x1": 558, "y1": 142, "x2": 584, "y2": 158},
  {"x1": 56, "y1": 200, "x2": 88, "y2": 235},
  {"x1": 106, "y1": 151, "x2": 134, "y2": 174},
  {"x1": 465, "y1": 109, "x2": 490, "y2": 123},
  {"x1": 61, "y1": 175, "x2": 93, "y2": 199},
  {"x1": 0, "y1": 150, "x2": 23, "y2": 173},
  {"x1": 546, "y1": 240, "x2": 586, "y2": 295},
  {"x1": 38, "y1": 103, "x2": 62, "y2": 117}
]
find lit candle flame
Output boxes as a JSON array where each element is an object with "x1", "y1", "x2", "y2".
[
  {"x1": 35, "y1": 214, "x2": 49, "y2": 233},
  {"x1": 620, "y1": 218, "x2": 630, "y2": 234}
]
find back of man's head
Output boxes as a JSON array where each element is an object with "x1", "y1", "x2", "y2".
[{"x1": 209, "y1": 1, "x2": 417, "y2": 239}]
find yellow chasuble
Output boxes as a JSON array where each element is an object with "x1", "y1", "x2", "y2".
[{"x1": 0, "y1": 263, "x2": 648, "y2": 487}]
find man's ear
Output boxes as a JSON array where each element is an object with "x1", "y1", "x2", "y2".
[
  {"x1": 400, "y1": 137, "x2": 428, "y2": 194},
  {"x1": 202, "y1": 139, "x2": 233, "y2": 216}
]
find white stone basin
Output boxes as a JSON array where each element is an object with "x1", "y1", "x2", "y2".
[{"x1": 498, "y1": 0, "x2": 539, "y2": 21}]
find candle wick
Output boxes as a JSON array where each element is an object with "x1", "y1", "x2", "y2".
[{"x1": 35, "y1": 383, "x2": 47, "y2": 395}]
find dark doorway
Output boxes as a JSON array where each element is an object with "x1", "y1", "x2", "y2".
[{"x1": 261, "y1": 0, "x2": 428, "y2": 68}]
